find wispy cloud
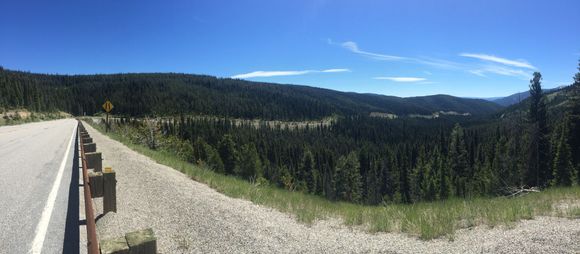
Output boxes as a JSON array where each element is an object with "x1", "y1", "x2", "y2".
[
  {"x1": 374, "y1": 76, "x2": 427, "y2": 82},
  {"x1": 334, "y1": 40, "x2": 460, "y2": 69},
  {"x1": 460, "y1": 53, "x2": 536, "y2": 69},
  {"x1": 467, "y1": 65, "x2": 532, "y2": 79},
  {"x1": 330, "y1": 39, "x2": 536, "y2": 80},
  {"x1": 468, "y1": 70, "x2": 487, "y2": 77},
  {"x1": 321, "y1": 68, "x2": 351, "y2": 73},
  {"x1": 414, "y1": 57, "x2": 463, "y2": 69},
  {"x1": 341, "y1": 41, "x2": 406, "y2": 61},
  {"x1": 231, "y1": 68, "x2": 350, "y2": 79},
  {"x1": 232, "y1": 71, "x2": 310, "y2": 79}
]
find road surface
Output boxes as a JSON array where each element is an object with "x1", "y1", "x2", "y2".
[{"x1": 0, "y1": 119, "x2": 79, "y2": 253}]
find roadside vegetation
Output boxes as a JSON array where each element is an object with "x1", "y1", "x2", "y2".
[
  {"x1": 77, "y1": 60, "x2": 580, "y2": 239},
  {"x1": 86, "y1": 119, "x2": 580, "y2": 240},
  {"x1": 0, "y1": 108, "x2": 69, "y2": 126}
]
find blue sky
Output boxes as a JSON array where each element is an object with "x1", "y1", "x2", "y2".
[{"x1": 1, "y1": 0, "x2": 579, "y2": 97}]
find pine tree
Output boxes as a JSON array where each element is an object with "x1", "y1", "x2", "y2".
[
  {"x1": 299, "y1": 148, "x2": 318, "y2": 193},
  {"x1": 398, "y1": 148, "x2": 412, "y2": 203},
  {"x1": 335, "y1": 152, "x2": 362, "y2": 203},
  {"x1": 438, "y1": 153, "x2": 450, "y2": 200},
  {"x1": 236, "y1": 143, "x2": 263, "y2": 180},
  {"x1": 552, "y1": 120, "x2": 574, "y2": 186},
  {"x1": 218, "y1": 134, "x2": 238, "y2": 175},
  {"x1": 411, "y1": 148, "x2": 428, "y2": 202},
  {"x1": 193, "y1": 137, "x2": 209, "y2": 163},
  {"x1": 365, "y1": 163, "x2": 381, "y2": 204},
  {"x1": 379, "y1": 154, "x2": 396, "y2": 202},
  {"x1": 567, "y1": 59, "x2": 580, "y2": 183},
  {"x1": 526, "y1": 72, "x2": 550, "y2": 187},
  {"x1": 448, "y1": 124, "x2": 469, "y2": 197},
  {"x1": 322, "y1": 163, "x2": 336, "y2": 200},
  {"x1": 206, "y1": 144, "x2": 225, "y2": 173}
]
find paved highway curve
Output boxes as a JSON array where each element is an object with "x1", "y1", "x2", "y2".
[{"x1": 0, "y1": 119, "x2": 78, "y2": 253}]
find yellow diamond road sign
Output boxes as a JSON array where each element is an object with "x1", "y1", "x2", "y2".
[{"x1": 103, "y1": 100, "x2": 114, "y2": 113}]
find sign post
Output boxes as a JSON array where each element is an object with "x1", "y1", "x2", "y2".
[{"x1": 102, "y1": 100, "x2": 114, "y2": 132}]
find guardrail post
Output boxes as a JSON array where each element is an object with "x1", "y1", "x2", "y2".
[
  {"x1": 83, "y1": 143, "x2": 97, "y2": 153},
  {"x1": 88, "y1": 170, "x2": 104, "y2": 198},
  {"x1": 86, "y1": 152, "x2": 102, "y2": 172},
  {"x1": 83, "y1": 137, "x2": 93, "y2": 144},
  {"x1": 103, "y1": 167, "x2": 117, "y2": 213}
]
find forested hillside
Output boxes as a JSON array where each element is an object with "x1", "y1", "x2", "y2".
[
  {"x1": 2, "y1": 62, "x2": 579, "y2": 205},
  {"x1": 491, "y1": 87, "x2": 563, "y2": 106},
  {"x1": 0, "y1": 68, "x2": 501, "y2": 120},
  {"x1": 99, "y1": 62, "x2": 580, "y2": 205}
]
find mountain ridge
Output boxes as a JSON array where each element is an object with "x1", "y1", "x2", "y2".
[
  {"x1": 0, "y1": 68, "x2": 503, "y2": 120},
  {"x1": 487, "y1": 86, "x2": 567, "y2": 106}
]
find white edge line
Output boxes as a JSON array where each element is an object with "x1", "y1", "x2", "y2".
[{"x1": 29, "y1": 123, "x2": 77, "y2": 254}]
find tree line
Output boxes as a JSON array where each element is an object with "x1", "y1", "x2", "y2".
[
  {"x1": 0, "y1": 67, "x2": 500, "y2": 119},
  {"x1": 110, "y1": 62, "x2": 580, "y2": 204}
]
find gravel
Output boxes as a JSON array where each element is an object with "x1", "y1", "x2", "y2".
[{"x1": 84, "y1": 123, "x2": 580, "y2": 254}]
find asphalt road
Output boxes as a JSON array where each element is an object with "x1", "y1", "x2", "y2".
[{"x1": 0, "y1": 119, "x2": 79, "y2": 254}]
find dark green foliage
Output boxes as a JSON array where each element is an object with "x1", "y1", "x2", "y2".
[
  {"x1": 144, "y1": 77, "x2": 575, "y2": 205},
  {"x1": 114, "y1": 60, "x2": 578, "y2": 205},
  {"x1": 207, "y1": 147, "x2": 225, "y2": 174},
  {"x1": 0, "y1": 68, "x2": 502, "y2": 120},
  {"x1": 218, "y1": 135, "x2": 238, "y2": 175},
  {"x1": 334, "y1": 152, "x2": 362, "y2": 203},
  {"x1": 5, "y1": 62, "x2": 580, "y2": 206},
  {"x1": 448, "y1": 124, "x2": 469, "y2": 197},
  {"x1": 192, "y1": 138, "x2": 225, "y2": 173},
  {"x1": 568, "y1": 59, "x2": 580, "y2": 181},
  {"x1": 299, "y1": 149, "x2": 318, "y2": 194},
  {"x1": 236, "y1": 143, "x2": 263, "y2": 180},
  {"x1": 526, "y1": 72, "x2": 551, "y2": 187},
  {"x1": 412, "y1": 148, "x2": 437, "y2": 201},
  {"x1": 552, "y1": 120, "x2": 574, "y2": 186}
]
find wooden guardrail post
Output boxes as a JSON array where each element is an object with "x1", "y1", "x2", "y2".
[
  {"x1": 83, "y1": 143, "x2": 97, "y2": 153},
  {"x1": 88, "y1": 170, "x2": 104, "y2": 198},
  {"x1": 103, "y1": 167, "x2": 117, "y2": 213},
  {"x1": 82, "y1": 136, "x2": 93, "y2": 144},
  {"x1": 86, "y1": 152, "x2": 102, "y2": 172}
]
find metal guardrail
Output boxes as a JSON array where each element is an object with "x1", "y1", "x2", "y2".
[{"x1": 78, "y1": 121, "x2": 99, "y2": 254}]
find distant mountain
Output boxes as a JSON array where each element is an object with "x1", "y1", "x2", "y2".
[
  {"x1": 498, "y1": 85, "x2": 573, "y2": 120},
  {"x1": 0, "y1": 68, "x2": 503, "y2": 120},
  {"x1": 490, "y1": 86, "x2": 566, "y2": 106}
]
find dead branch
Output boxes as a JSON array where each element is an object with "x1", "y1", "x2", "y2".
[{"x1": 503, "y1": 186, "x2": 540, "y2": 198}]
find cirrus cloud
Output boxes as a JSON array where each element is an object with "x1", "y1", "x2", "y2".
[
  {"x1": 341, "y1": 41, "x2": 407, "y2": 61},
  {"x1": 331, "y1": 39, "x2": 537, "y2": 80},
  {"x1": 231, "y1": 68, "x2": 350, "y2": 79},
  {"x1": 460, "y1": 53, "x2": 536, "y2": 69},
  {"x1": 334, "y1": 40, "x2": 461, "y2": 69},
  {"x1": 374, "y1": 76, "x2": 427, "y2": 82}
]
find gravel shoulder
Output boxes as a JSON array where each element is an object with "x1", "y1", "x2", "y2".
[{"x1": 84, "y1": 122, "x2": 580, "y2": 254}]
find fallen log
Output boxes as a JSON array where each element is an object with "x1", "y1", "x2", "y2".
[{"x1": 504, "y1": 186, "x2": 540, "y2": 198}]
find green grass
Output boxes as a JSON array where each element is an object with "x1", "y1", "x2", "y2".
[{"x1": 85, "y1": 119, "x2": 580, "y2": 240}]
